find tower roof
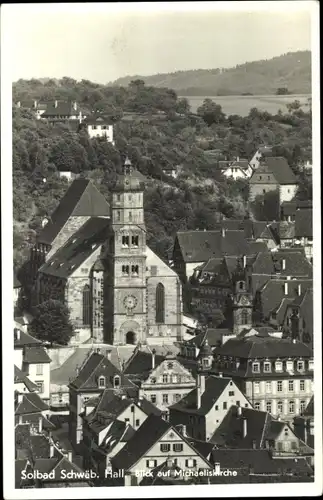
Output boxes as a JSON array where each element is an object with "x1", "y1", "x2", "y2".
[{"x1": 114, "y1": 158, "x2": 146, "y2": 193}]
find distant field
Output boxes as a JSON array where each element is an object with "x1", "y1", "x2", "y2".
[{"x1": 183, "y1": 94, "x2": 311, "y2": 117}]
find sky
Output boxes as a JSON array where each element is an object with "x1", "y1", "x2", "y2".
[{"x1": 3, "y1": 2, "x2": 313, "y2": 84}]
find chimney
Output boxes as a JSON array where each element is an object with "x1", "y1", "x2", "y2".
[
  {"x1": 243, "y1": 255, "x2": 247, "y2": 268},
  {"x1": 34, "y1": 100, "x2": 38, "y2": 108},
  {"x1": 298, "y1": 284, "x2": 302, "y2": 296},
  {"x1": 284, "y1": 282, "x2": 288, "y2": 296},
  {"x1": 54, "y1": 100, "x2": 58, "y2": 108},
  {"x1": 282, "y1": 259, "x2": 286, "y2": 271},
  {"x1": 237, "y1": 406, "x2": 242, "y2": 416},
  {"x1": 218, "y1": 372, "x2": 223, "y2": 378},
  {"x1": 151, "y1": 349, "x2": 156, "y2": 370},
  {"x1": 196, "y1": 373, "x2": 206, "y2": 409},
  {"x1": 50, "y1": 444, "x2": 55, "y2": 458},
  {"x1": 221, "y1": 227, "x2": 226, "y2": 238},
  {"x1": 67, "y1": 451, "x2": 73, "y2": 462},
  {"x1": 38, "y1": 416, "x2": 42, "y2": 433},
  {"x1": 242, "y1": 417, "x2": 247, "y2": 438},
  {"x1": 105, "y1": 350, "x2": 112, "y2": 361}
]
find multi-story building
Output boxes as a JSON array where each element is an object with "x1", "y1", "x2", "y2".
[
  {"x1": 68, "y1": 349, "x2": 138, "y2": 450},
  {"x1": 294, "y1": 207, "x2": 313, "y2": 263},
  {"x1": 249, "y1": 157, "x2": 298, "y2": 204},
  {"x1": 124, "y1": 349, "x2": 196, "y2": 418},
  {"x1": 249, "y1": 146, "x2": 273, "y2": 171},
  {"x1": 213, "y1": 336, "x2": 313, "y2": 421},
  {"x1": 34, "y1": 158, "x2": 183, "y2": 346},
  {"x1": 80, "y1": 114, "x2": 114, "y2": 144},
  {"x1": 110, "y1": 414, "x2": 213, "y2": 486},
  {"x1": 282, "y1": 288, "x2": 313, "y2": 346}
]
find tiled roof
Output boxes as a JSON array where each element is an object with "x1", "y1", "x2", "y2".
[
  {"x1": 175, "y1": 230, "x2": 257, "y2": 263},
  {"x1": 303, "y1": 396, "x2": 314, "y2": 416},
  {"x1": 209, "y1": 448, "x2": 312, "y2": 475},
  {"x1": 295, "y1": 208, "x2": 313, "y2": 239},
  {"x1": 215, "y1": 336, "x2": 312, "y2": 360},
  {"x1": 139, "y1": 460, "x2": 187, "y2": 486},
  {"x1": 170, "y1": 375, "x2": 231, "y2": 415},
  {"x1": 112, "y1": 414, "x2": 172, "y2": 471},
  {"x1": 23, "y1": 347, "x2": 51, "y2": 364},
  {"x1": 42, "y1": 101, "x2": 78, "y2": 117},
  {"x1": 230, "y1": 159, "x2": 251, "y2": 170},
  {"x1": 14, "y1": 326, "x2": 41, "y2": 348},
  {"x1": 123, "y1": 350, "x2": 165, "y2": 379},
  {"x1": 14, "y1": 366, "x2": 38, "y2": 392},
  {"x1": 185, "y1": 329, "x2": 229, "y2": 348},
  {"x1": 37, "y1": 179, "x2": 110, "y2": 245},
  {"x1": 15, "y1": 424, "x2": 50, "y2": 458},
  {"x1": 15, "y1": 393, "x2": 49, "y2": 415},
  {"x1": 69, "y1": 352, "x2": 136, "y2": 391},
  {"x1": 15, "y1": 413, "x2": 56, "y2": 431},
  {"x1": 258, "y1": 278, "x2": 313, "y2": 318},
  {"x1": 285, "y1": 288, "x2": 313, "y2": 335},
  {"x1": 39, "y1": 217, "x2": 110, "y2": 278},
  {"x1": 252, "y1": 156, "x2": 297, "y2": 185},
  {"x1": 271, "y1": 298, "x2": 294, "y2": 324},
  {"x1": 15, "y1": 459, "x2": 33, "y2": 488},
  {"x1": 271, "y1": 250, "x2": 312, "y2": 278},
  {"x1": 84, "y1": 114, "x2": 113, "y2": 125}
]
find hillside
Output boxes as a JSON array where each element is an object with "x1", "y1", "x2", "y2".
[{"x1": 110, "y1": 51, "x2": 311, "y2": 96}]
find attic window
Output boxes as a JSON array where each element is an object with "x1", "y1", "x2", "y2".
[
  {"x1": 98, "y1": 376, "x2": 106, "y2": 388},
  {"x1": 113, "y1": 375, "x2": 120, "y2": 388}
]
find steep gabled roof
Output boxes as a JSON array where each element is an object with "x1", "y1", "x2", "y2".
[
  {"x1": 112, "y1": 414, "x2": 171, "y2": 471},
  {"x1": 258, "y1": 278, "x2": 313, "y2": 318},
  {"x1": 39, "y1": 217, "x2": 110, "y2": 278},
  {"x1": 257, "y1": 157, "x2": 297, "y2": 185},
  {"x1": 15, "y1": 393, "x2": 49, "y2": 415},
  {"x1": 123, "y1": 350, "x2": 165, "y2": 379},
  {"x1": 14, "y1": 326, "x2": 42, "y2": 348},
  {"x1": 175, "y1": 230, "x2": 255, "y2": 263},
  {"x1": 69, "y1": 352, "x2": 136, "y2": 391},
  {"x1": 170, "y1": 376, "x2": 231, "y2": 415},
  {"x1": 23, "y1": 347, "x2": 51, "y2": 364},
  {"x1": 41, "y1": 101, "x2": 78, "y2": 117},
  {"x1": 14, "y1": 365, "x2": 38, "y2": 392},
  {"x1": 37, "y1": 179, "x2": 110, "y2": 245}
]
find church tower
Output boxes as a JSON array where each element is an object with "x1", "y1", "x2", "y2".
[
  {"x1": 105, "y1": 158, "x2": 148, "y2": 345},
  {"x1": 232, "y1": 280, "x2": 253, "y2": 335}
]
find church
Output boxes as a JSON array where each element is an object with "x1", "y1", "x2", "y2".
[{"x1": 34, "y1": 159, "x2": 183, "y2": 346}]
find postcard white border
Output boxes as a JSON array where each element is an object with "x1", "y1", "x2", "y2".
[{"x1": 2, "y1": 1, "x2": 321, "y2": 498}]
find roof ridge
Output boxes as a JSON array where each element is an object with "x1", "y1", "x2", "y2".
[{"x1": 80, "y1": 353, "x2": 105, "y2": 389}]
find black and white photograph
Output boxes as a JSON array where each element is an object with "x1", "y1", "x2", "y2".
[{"x1": 1, "y1": 2, "x2": 321, "y2": 498}]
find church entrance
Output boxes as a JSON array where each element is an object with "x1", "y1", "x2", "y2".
[{"x1": 126, "y1": 331, "x2": 136, "y2": 345}]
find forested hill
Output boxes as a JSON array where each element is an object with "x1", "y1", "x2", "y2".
[{"x1": 110, "y1": 51, "x2": 311, "y2": 96}]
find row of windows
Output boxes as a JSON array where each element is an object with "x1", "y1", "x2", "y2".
[
  {"x1": 121, "y1": 236, "x2": 139, "y2": 247},
  {"x1": 252, "y1": 360, "x2": 310, "y2": 373},
  {"x1": 121, "y1": 265, "x2": 139, "y2": 276},
  {"x1": 150, "y1": 374, "x2": 190, "y2": 385},
  {"x1": 150, "y1": 393, "x2": 182, "y2": 404},
  {"x1": 254, "y1": 400, "x2": 307, "y2": 414},
  {"x1": 115, "y1": 211, "x2": 136, "y2": 222},
  {"x1": 160, "y1": 443, "x2": 183, "y2": 453},
  {"x1": 98, "y1": 375, "x2": 120, "y2": 389},
  {"x1": 146, "y1": 458, "x2": 196, "y2": 468},
  {"x1": 254, "y1": 380, "x2": 307, "y2": 393},
  {"x1": 124, "y1": 417, "x2": 141, "y2": 427},
  {"x1": 115, "y1": 194, "x2": 141, "y2": 202}
]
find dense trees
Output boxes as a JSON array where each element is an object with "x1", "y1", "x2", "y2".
[
  {"x1": 12, "y1": 78, "x2": 311, "y2": 267},
  {"x1": 29, "y1": 300, "x2": 74, "y2": 346}
]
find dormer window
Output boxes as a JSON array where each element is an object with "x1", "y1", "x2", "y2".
[
  {"x1": 275, "y1": 361, "x2": 283, "y2": 372},
  {"x1": 264, "y1": 362, "x2": 271, "y2": 373},
  {"x1": 308, "y1": 360, "x2": 314, "y2": 371},
  {"x1": 286, "y1": 360, "x2": 294, "y2": 372},
  {"x1": 98, "y1": 376, "x2": 106, "y2": 388},
  {"x1": 113, "y1": 375, "x2": 120, "y2": 388},
  {"x1": 252, "y1": 362, "x2": 260, "y2": 373},
  {"x1": 297, "y1": 361, "x2": 305, "y2": 372}
]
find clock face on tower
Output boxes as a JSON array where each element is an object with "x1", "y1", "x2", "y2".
[
  {"x1": 124, "y1": 295, "x2": 138, "y2": 310},
  {"x1": 240, "y1": 295, "x2": 250, "y2": 306}
]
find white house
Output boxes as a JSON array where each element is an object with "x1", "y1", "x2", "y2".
[
  {"x1": 220, "y1": 158, "x2": 254, "y2": 180},
  {"x1": 22, "y1": 346, "x2": 52, "y2": 402},
  {"x1": 84, "y1": 115, "x2": 114, "y2": 144},
  {"x1": 249, "y1": 146, "x2": 273, "y2": 170}
]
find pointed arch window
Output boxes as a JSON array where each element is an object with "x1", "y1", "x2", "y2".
[
  {"x1": 82, "y1": 284, "x2": 91, "y2": 326},
  {"x1": 156, "y1": 283, "x2": 165, "y2": 324}
]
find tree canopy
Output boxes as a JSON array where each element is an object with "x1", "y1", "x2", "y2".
[{"x1": 29, "y1": 299, "x2": 74, "y2": 346}]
